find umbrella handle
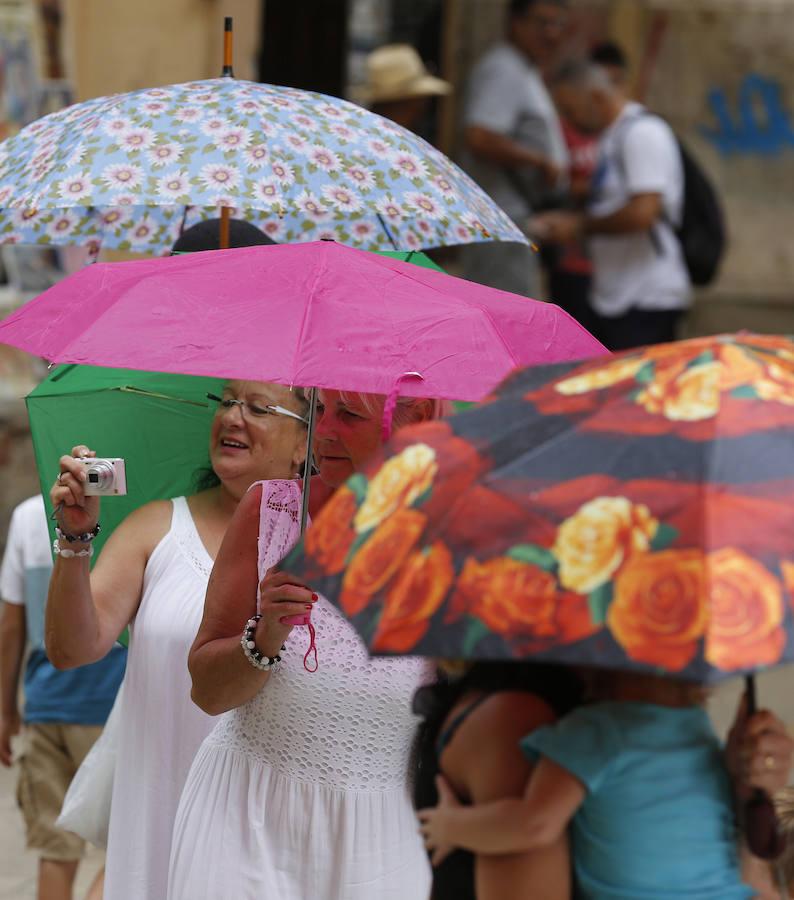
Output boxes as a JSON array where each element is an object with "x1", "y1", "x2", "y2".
[
  {"x1": 222, "y1": 17, "x2": 234, "y2": 77},
  {"x1": 742, "y1": 675, "x2": 786, "y2": 861}
]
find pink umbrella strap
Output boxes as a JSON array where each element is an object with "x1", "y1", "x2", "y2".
[
  {"x1": 303, "y1": 620, "x2": 318, "y2": 673},
  {"x1": 382, "y1": 371, "x2": 425, "y2": 441}
]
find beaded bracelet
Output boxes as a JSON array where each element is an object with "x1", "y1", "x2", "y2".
[
  {"x1": 53, "y1": 538, "x2": 94, "y2": 559},
  {"x1": 55, "y1": 523, "x2": 101, "y2": 544},
  {"x1": 240, "y1": 615, "x2": 285, "y2": 671}
]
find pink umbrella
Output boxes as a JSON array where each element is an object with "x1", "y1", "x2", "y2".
[{"x1": 0, "y1": 241, "x2": 605, "y2": 402}]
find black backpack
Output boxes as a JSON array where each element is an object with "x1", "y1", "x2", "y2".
[{"x1": 617, "y1": 112, "x2": 727, "y2": 286}]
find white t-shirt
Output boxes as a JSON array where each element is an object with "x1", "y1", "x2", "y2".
[
  {"x1": 0, "y1": 494, "x2": 52, "y2": 648},
  {"x1": 588, "y1": 102, "x2": 690, "y2": 317},
  {"x1": 461, "y1": 42, "x2": 569, "y2": 221}
]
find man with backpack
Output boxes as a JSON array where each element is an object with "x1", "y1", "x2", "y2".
[{"x1": 535, "y1": 58, "x2": 724, "y2": 350}]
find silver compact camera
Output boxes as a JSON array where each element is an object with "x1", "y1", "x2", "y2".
[{"x1": 78, "y1": 457, "x2": 127, "y2": 496}]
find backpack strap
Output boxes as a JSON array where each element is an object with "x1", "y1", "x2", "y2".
[{"x1": 611, "y1": 107, "x2": 668, "y2": 256}]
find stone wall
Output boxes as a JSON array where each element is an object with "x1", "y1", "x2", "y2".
[
  {"x1": 60, "y1": 0, "x2": 262, "y2": 101},
  {"x1": 643, "y1": 5, "x2": 794, "y2": 310}
]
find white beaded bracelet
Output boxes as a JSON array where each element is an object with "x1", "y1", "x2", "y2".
[
  {"x1": 53, "y1": 538, "x2": 94, "y2": 559},
  {"x1": 240, "y1": 615, "x2": 284, "y2": 671}
]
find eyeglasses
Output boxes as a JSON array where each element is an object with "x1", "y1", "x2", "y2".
[{"x1": 207, "y1": 393, "x2": 308, "y2": 425}]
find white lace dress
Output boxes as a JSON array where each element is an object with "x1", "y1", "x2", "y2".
[{"x1": 168, "y1": 480, "x2": 433, "y2": 900}]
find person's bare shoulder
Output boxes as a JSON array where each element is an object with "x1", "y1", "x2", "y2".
[
  {"x1": 443, "y1": 691, "x2": 558, "y2": 802},
  {"x1": 105, "y1": 498, "x2": 174, "y2": 556}
]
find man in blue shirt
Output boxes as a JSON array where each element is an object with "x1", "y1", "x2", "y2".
[{"x1": 0, "y1": 494, "x2": 126, "y2": 900}]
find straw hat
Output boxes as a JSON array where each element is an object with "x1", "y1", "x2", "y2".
[{"x1": 365, "y1": 44, "x2": 451, "y2": 104}]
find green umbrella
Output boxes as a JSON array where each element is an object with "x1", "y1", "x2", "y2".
[
  {"x1": 28, "y1": 365, "x2": 224, "y2": 550},
  {"x1": 377, "y1": 250, "x2": 444, "y2": 272},
  {"x1": 28, "y1": 365, "x2": 224, "y2": 647}
]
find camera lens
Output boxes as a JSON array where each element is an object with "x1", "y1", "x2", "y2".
[{"x1": 85, "y1": 461, "x2": 114, "y2": 491}]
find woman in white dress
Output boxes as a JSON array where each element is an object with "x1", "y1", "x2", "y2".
[
  {"x1": 168, "y1": 391, "x2": 444, "y2": 900},
  {"x1": 45, "y1": 380, "x2": 309, "y2": 900}
]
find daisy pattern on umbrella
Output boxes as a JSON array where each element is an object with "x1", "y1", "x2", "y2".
[
  {"x1": 321, "y1": 184, "x2": 363, "y2": 214},
  {"x1": 121, "y1": 127, "x2": 157, "y2": 152},
  {"x1": 390, "y1": 150, "x2": 428, "y2": 181},
  {"x1": 199, "y1": 163, "x2": 239, "y2": 192},
  {"x1": 157, "y1": 171, "x2": 191, "y2": 201},
  {"x1": 173, "y1": 106, "x2": 203, "y2": 124},
  {"x1": 253, "y1": 178, "x2": 282, "y2": 208},
  {"x1": 375, "y1": 195, "x2": 404, "y2": 223},
  {"x1": 148, "y1": 143, "x2": 183, "y2": 168},
  {"x1": 103, "y1": 116, "x2": 132, "y2": 138},
  {"x1": 296, "y1": 190, "x2": 331, "y2": 223},
  {"x1": 347, "y1": 165, "x2": 376, "y2": 193},
  {"x1": 101, "y1": 163, "x2": 144, "y2": 192},
  {"x1": 261, "y1": 218, "x2": 285, "y2": 241},
  {"x1": 218, "y1": 126, "x2": 252, "y2": 152},
  {"x1": 57, "y1": 174, "x2": 94, "y2": 203},
  {"x1": 46, "y1": 212, "x2": 79, "y2": 240},
  {"x1": 12, "y1": 207, "x2": 40, "y2": 227},
  {"x1": 0, "y1": 77, "x2": 526, "y2": 252},
  {"x1": 271, "y1": 161, "x2": 295, "y2": 187},
  {"x1": 308, "y1": 145, "x2": 342, "y2": 174},
  {"x1": 245, "y1": 145, "x2": 269, "y2": 169},
  {"x1": 404, "y1": 192, "x2": 444, "y2": 221}
]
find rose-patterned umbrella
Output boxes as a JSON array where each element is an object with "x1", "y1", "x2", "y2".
[
  {"x1": 285, "y1": 333, "x2": 794, "y2": 684},
  {"x1": 0, "y1": 77, "x2": 525, "y2": 254}
]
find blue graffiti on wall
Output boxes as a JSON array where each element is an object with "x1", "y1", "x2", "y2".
[{"x1": 701, "y1": 73, "x2": 794, "y2": 156}]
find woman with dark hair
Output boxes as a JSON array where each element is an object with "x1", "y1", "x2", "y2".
[{"x1": 414, "y1": 662, "x2": 582, "y2": 899}]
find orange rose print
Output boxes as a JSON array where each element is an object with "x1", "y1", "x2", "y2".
[
  {"x1": 554, "y1": 357, "x2": 646, "y2": 396},
  {"x1": 448, "y1": 556, "x2": 558, "y2": 638},
  {"x1": 556, "y1": 591, "x2": 602, "y2": 644},
  {"x1": 608, "y1": 549, "x2": 708, "y2": 671},
  {"x1": 354, "y1": 443, "x2": 437, "y2": 533},
  {"x1": 340, "y1": 508, "x2": 427, "y2": 616},
  {"x1": 755, "y1": 362, "x2": 794, "y2": 407},
  {"x1": 304, "y1": 486, "x2": 357, "y2": 575},
  {"x1": 715, "y1": 344, "x2": 764, "y2": 391},
  {"x1": 781, "y1": 561, "x2": 794, "y2": 614},
  {"x1": 705, "y1": 548, "x2": 785, "y2": 671},
  {"x1": 553, "y1": 497, "x2": 658, "y2": 594},
  {"x1": 637, "y1": 361, "x2": 721, "y2": 422},
  {"x1": 370, "y1": 543, "x2": 454, "y2": 653}
]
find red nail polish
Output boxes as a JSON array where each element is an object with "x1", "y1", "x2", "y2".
[
  {"x1": 305, "y1": 605, "x2": 312, "y2": 610},
  {"x1": 311, "y1": 593, "x2": 318, "y2": 601}
]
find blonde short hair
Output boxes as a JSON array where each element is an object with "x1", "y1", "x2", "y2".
[{"x1": 336, "y1": 391, "x2": 451, "y2": 431}]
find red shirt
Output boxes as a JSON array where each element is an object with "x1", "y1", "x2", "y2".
[{"x1": 559, "y1": 121, "x2": 598, "y2": 275}]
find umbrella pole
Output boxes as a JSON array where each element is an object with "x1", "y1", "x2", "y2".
[
  {"x1": 299, "y1": 387, "x2": 318, "y2": 534},
  {"x1": 219, "y1": 206, "x2": 230, "y2": 249},
  {"x1": 218, "y1": 17, "x2": 234, "y2": 251},
  {"x1": 742, "y1": 674, "x2": 786, "y2": 861},
  {"x1": 222, "y1": 16, "x2": 234, "y2": 77}
]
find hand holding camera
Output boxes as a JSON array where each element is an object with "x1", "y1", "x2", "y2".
[{"x1": 51, "y1": 445, "x2": 127, "y2": 538}]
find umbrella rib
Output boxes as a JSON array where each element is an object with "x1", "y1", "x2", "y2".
[
  {"x1": 115, "y1": 386, "x2": 210, "y2": 407},
  {"x1": 289, "y1": 243, "x2": 328, "y2": 386}
]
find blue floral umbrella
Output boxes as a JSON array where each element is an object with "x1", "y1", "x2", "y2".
[{"x1": 0, "y1": 78, "x2": 525, "y2": 253}]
